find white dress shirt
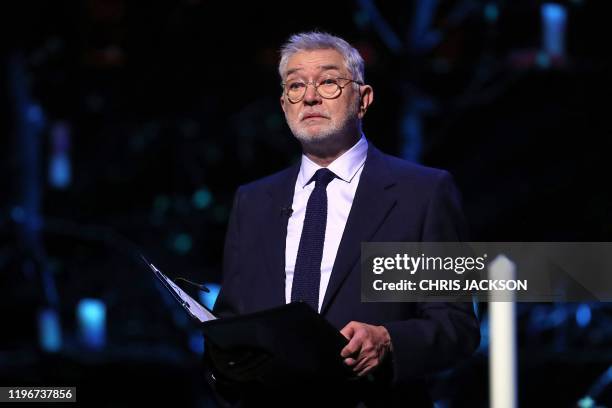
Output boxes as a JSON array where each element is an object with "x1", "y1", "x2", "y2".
[{"x1": 285, "y1": 135, "x2": 368, "y2": 312}]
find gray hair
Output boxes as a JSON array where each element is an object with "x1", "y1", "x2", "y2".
[{"x1": 278, "y1": 31, "x2": 365, "y2": 83}]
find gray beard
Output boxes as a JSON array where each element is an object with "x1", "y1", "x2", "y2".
[{"x1": 287, "y1": 101, "x2": 360, "y2": 146}]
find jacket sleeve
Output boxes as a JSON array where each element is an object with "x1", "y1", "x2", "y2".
[
  {"x1": 212, "y1": 186, "x2": 244, "y2": 318},
  {"x1": 382, "y1": 171, "x2": 480, "y2": 384},
  {"x1": 203, "y1": 187, "x2": 245, "y2": 407}
]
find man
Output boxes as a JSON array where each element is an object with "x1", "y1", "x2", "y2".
[{"x1": 206, "y1": 31, "x2": 480, "y2": 407}]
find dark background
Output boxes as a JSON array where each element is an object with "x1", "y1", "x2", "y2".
[{"x1": 1, "y1": 0, "x2": 611, "y2": 406}]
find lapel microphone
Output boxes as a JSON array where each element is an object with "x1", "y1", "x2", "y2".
[{"x1": 280, "y1": 206, "x2": 294, "y2": 217}]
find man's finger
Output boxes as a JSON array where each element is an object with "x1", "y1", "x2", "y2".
[
  {"x1": 357, "y1": 365, "x2": 372, "y2": 377},
  {"x1": 340, "y1": 335, "x2": 362, "y2": 358},
  {"x1": 340, "y1": 322, "x2": 357, "y2": 340},
  {"x1": 343, "y1": 357, "x2": 356, "y2": 367},
  {"x1": 353, "y1": 355, "x2": 371, "y2": 372}
]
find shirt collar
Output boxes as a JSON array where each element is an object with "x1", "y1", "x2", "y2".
[{"x1": 297, "y1": 134, "x2": 368, "y2": 188}]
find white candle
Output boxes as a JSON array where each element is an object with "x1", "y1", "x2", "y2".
[{"x1": 489, "y1": 255, "x2": 517, "y2": 408}]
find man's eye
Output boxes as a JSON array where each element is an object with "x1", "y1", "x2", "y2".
[
  {"x1": 288, "y1": 82, "x2": 305, "y2": 90},
  {"x1": 320, "y1": 78, "x2": 338, "y2": 85}
]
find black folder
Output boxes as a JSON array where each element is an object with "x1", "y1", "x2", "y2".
[
  {"x1": 142, "y1": 255, "x2": 351, "y2": 386},
  {"x1": 202, "y1": 302, "x2": 351, "y2": 386}
]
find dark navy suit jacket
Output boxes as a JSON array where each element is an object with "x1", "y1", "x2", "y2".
[{"x1": 209, "y1": 144, "x2": 480, "y2": 407}]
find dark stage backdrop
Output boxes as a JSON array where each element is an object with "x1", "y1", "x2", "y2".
[{"x1": 1, "y1": 1, "x2": 611, "y2": 406}]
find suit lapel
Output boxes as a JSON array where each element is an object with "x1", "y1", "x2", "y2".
[
  {"x1": 262, "y1": 163, "x2": 300, "y2": 307},
  {"x1": 321, "y1": 145, "x2": 397, "y2": 314}
]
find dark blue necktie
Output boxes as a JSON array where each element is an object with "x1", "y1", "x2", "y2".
[{"x1": 291, "y1": 168, "x2": 336, "y2": 311}]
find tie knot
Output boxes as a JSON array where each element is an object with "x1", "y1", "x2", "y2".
[{"x1": 311, "y1": 168, "x2": 336, "y2": 189}]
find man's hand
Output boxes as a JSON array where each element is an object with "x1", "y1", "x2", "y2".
[{"x1": 340, "y1": 321, "x2": 393, "y2": 377}]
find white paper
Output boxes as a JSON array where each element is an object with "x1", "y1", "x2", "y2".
[{"x1": 148, "y1": 261, "x2": 217, "y2": 322}]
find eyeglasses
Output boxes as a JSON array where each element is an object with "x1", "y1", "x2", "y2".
[{"x1": 281, "y1": 76, "x2": 364, "y2": 103}]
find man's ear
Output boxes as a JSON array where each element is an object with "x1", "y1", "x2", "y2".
[
  {"x1": 280, "y1": 94, "x2": 287, "y2": 114},
  {"x1": 358, "y1": 85, "x2": 374, "y2": 119}
]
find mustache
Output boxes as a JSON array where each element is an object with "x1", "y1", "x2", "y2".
[{"x1": 299, "y1": 110, "x2": 330, "y2": 121}]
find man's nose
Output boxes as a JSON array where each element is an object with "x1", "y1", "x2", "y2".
[{"x1": 303, "y1": 83, "x2": 322, "y2": 105}]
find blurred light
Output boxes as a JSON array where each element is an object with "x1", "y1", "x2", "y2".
[
  {"x1": 26, "y1": 104, "x2": 44, "y2": 125},
  {"x1": 173, "y1": 233, "x2": 192, "y2": 254},
  {"x1": 49, "y1": 155, "x2": 71, "y2": 188},
  {"x1": 542, "y1": 3, "x2": 566, "y2": 21},
  {"x1": 357, "y1": 0, "x2": 403, "y2": 54},
  {"x1": 189, "y1": 332, "x2": 204, "y2": 355},
  {"x1": 549, "y1": 305, "x2": 567, "y2": 327},
  {"x1": 484, "y1": 3, "x2": 499, "y2": 23},
  {"x1": 541, "y1": 3, "x2": 567, "y2": 56},
  {"x1": 192, "y1": 188, "x2": 212, "y2": 209},
  {"x1": 199, "y1": 283, "x2": 221, "y2": 311},
  {"x1": 400, "y1": 112, "x2": 423, "y2": 162},
  {"x1": 536, "y1": 51, "x2": 551, "y2": 69},
  {"x1": 604, "y1": 365, "x2": 612, "y2": 380},
  {"x1": 575, "y1": 304, "x2": 592, "y2": 327},
  {"x1": 581, "y1": 366, "x2": 612, "y2": 405},
  {"x1": 38, "y1": 308, "x2": 62, "y2": 352},
  {"x1": 478, "y1": 316, "x2": 489, "y2": 353},
  {"x1": 11, "y1": 207, "x2": 43, "y2": 232},
  {"x1": 48, "y1": 121, "x2": 71, "y2": 189},
  {"x1": 77, "y1": 298, "x2": 106, "y2": 350},
  {"x1": 10, "y1": 206, "x2": 25, "y2": 223},
  {"x1": 577, "y1": 396, "x2": 595, "y2": 408}
]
